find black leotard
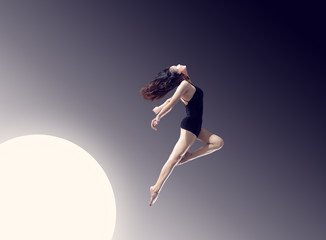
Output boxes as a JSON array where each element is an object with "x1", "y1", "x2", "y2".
[{"x1": 180, "y1": 81, "x2": 204, "y2": 137}]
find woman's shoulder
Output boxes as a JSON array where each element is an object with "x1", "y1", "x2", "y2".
[
  {"x1": 180, "y1": 79, "x2": 194, "y2": 86},
  {"x1": 178, "y1": 80, "x2": 193, "y2": 91}
]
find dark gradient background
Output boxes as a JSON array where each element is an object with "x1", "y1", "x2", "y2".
[{"x1": 1, "y1": 1, "x2": 325, "y2": 239}]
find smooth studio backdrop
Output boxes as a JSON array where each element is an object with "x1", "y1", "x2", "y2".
[{"x1": 0, "y1": 1, "x2": 325, "y2": 239}]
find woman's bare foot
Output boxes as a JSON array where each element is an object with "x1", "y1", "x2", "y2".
[
  {"x1": 149, "y1": 186, "x2": 159, "y2": 206},
  {"x1": 177, "y1": 152, "x2": 192, "y2": 166}
]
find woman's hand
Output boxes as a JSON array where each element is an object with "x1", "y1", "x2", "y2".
[
  {"x1": 151, "y1": 115, "x2": 160, "y2": 131},
  {"x1": 152, "y1": 106, "x2": 161, "y2": 114}
]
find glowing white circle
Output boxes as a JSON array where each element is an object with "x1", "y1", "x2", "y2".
[{"x1": 0, "y1": 135, "x2": 116, "y2": 240}]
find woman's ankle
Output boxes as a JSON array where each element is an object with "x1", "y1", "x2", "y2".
[{"x1": 151, "y1": 185, "x2": 160, "y2": 193}]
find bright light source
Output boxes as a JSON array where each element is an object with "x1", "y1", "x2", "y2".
[{"x1": 0, "y1": 135, "x2": 116, "y2": 239}]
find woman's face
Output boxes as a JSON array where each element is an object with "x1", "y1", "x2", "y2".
[{"x1": 169, "y1": 64, "x2": 188, "y2": 76}]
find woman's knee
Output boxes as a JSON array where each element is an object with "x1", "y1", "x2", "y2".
[
  {"x1": 169, "y1": 152, "x2": 184, "y2": 164},
  {"x1": 210, "y1": 135, "x2": 224, "y2": 150}
]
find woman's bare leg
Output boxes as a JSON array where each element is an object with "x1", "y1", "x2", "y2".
[
  {"x1": 177, "y1": 128, "x2": 224, "y2": 166},
  {"x1": 149, "y1": 129, "x2": 196, "y2": 206}
]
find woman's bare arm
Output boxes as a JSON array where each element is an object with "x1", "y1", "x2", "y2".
[
  {"x1": 153, "y1": 98, "x2": 172, "y2": 114},
  {"x1": 151, "y1": 81, "x2": 188, "y2": 130}
]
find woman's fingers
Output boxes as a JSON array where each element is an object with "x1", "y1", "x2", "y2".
[{"x1": 151, "y1": 119, "x2": 157, "y2": 131}]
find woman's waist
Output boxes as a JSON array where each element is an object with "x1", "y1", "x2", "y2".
[
  {"x1": 185, "y1": 108, "x2": 203, "y2": 116},
  {"x1": 183, "y1": 114, "x2": 203, "y2": 119}
]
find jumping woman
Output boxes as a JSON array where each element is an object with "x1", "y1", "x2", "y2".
[{"x1": 140, "y1": 64, "x2": 224, "y2": 206}]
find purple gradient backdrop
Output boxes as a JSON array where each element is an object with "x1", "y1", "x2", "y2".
[{"x1": 0, "y1": 1, "x2": 325, "y2": 239}]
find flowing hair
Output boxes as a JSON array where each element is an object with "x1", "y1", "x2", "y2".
[{"x1": 140, "y1": 67, "x2": 189, "y2": 101}]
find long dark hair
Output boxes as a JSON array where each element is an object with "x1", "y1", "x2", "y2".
[{"x1": 140, "y1": 67, "x2": 189, "y2": 101}]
